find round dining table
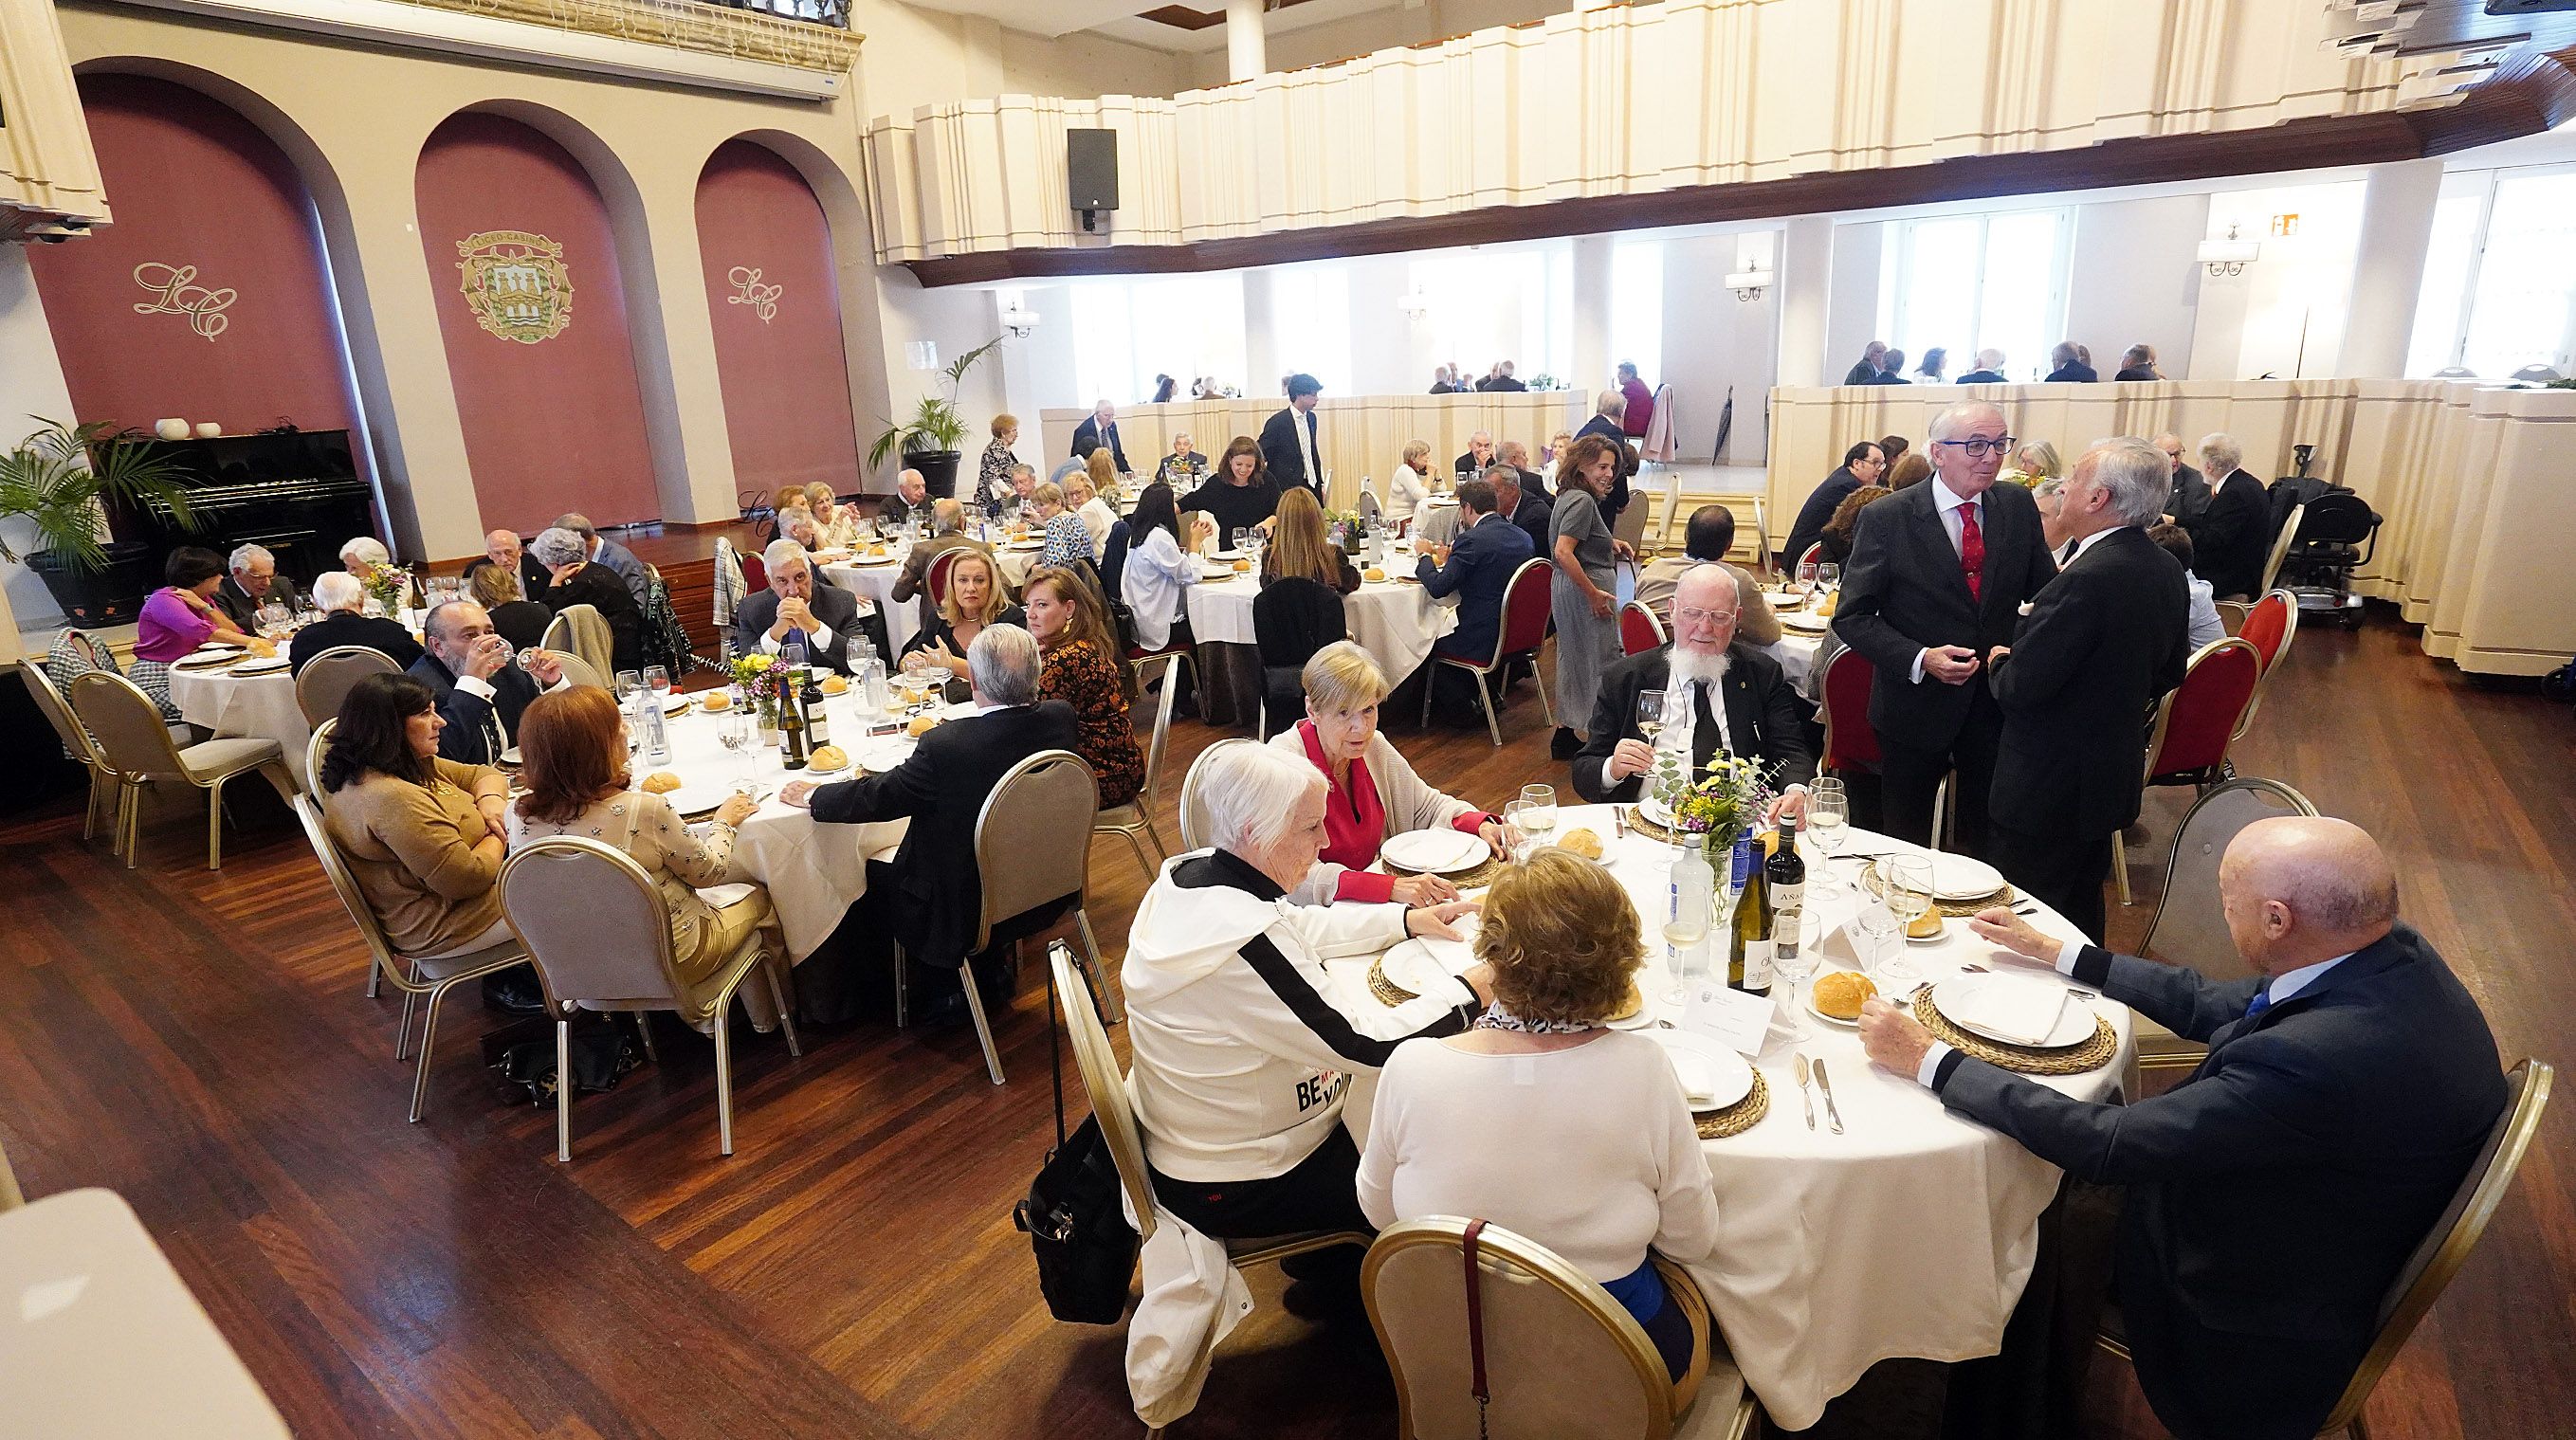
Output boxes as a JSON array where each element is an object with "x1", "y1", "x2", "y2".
[
  {"x1": 166, "y1": 659, "x2": 314, "y2": 789},
  {"x1": 1328, "y1": 805, "x2": 2133, "y2": 1431},
  {"x1": 1182, "y1": 547, "x2": 1459, "y2": 686}
]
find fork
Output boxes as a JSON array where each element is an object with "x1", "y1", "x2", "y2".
[{"x1": 1791, "y1": 1054, "x2": 1817, "y2": 1130}]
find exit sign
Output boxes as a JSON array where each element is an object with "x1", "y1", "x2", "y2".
[{"x1": 2271, "y1": 214, "x2": 2300, "y2": 237}]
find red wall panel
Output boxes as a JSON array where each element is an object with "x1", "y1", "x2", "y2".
[
  {"x1": 413, "y1": 113, "x2": 658, "y2": 531},
  {"x1": 694, "y1": 140, "x2": 860, "y2": 500},
  {"x1": 27, "y1": 75, "x2": 356, "y2": 443}
]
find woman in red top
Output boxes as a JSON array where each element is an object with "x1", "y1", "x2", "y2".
[{"x1": 1264, "y1": 641, "x2": 1511, "y2": 905}]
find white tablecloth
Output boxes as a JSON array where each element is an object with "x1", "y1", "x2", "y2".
[
  {"x1": 1765, "y1": 627, "x2": 1825, "y2": 691},
  {"x1": 1335, "y1": 805, "x2": 2132, "y2": 1431},
  {"x1": 166, "y1": 664, "x2": 313, "y2": 788},
  {"x1": 1183, "y1": 560, "x2": 1459, "y2": 683},
  {"x1": 821, "y1": 543, "x2": 1039, "y2": 659},
  {"x1": 1410, "y1": 499, "x2": 1464, "y2": 546}
]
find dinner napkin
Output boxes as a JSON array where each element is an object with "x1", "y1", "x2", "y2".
[
  {"x1": 1949, "y1": 975, "x2": 2069, "y2": 1046},
  {"x1": 1663, "y1": 1048, "x2": 1723, "y2": 1107},
  {"x1": 695, "y1": 883, "x2": 760, "y2": 908}
]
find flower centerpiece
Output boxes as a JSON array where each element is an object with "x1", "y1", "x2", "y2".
[
  {"x1": 729, "y1": 652, "x2": 784, "y2": 738},
  {"x1": 1662, "y1": 752, "x2": 1775, "y2": 856},
  {"x1": 360, "y1": 562, "x2": 413, "y2": 616}
]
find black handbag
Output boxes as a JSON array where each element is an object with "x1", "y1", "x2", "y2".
[{"x1": 1013, "y1": 957, "x2": 1141, "y2": 1324}]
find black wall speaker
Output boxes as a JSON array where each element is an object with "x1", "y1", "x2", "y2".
[{"x1": 1068, "y1": 128, "x2": 1119, "y2": 214}]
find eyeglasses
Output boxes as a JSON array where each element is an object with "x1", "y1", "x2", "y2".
[
  {"x1": 1934, "y1": 435, "x2": 2019, "y2": 458},
  {"x1": 1673, "y1": 607, "x2": 1739, "y2": 628}
]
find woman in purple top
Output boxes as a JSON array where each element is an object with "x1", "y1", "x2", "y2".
[{"x1": 137, "y1": 547, "x2": 274, "y2": 664}]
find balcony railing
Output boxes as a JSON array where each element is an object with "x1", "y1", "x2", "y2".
[{"x1": 382, "y1": 0, "x2": 860, "y2": 73}]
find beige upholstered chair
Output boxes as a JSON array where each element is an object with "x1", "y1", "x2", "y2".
[
  {"x1": 294, "y1": 645, "x2": 400, "y2": 727},
  {"x1": 23, "y1": 660, "x2": 117, "y2": 842},
  {"x1": 1177, "y1": 737, "x2": 1262, "y2": 852},
  {"x1": 2098, "y1": 1061, "x2": 2552, "y2": 1440},
  {"x1": 549, "y1": 650, "x2": 609, "y2": 691},
  {"x1": 68, "y1": 671, "x2": 291, "y2": 870},
  {"x1": 2127, "y1": 777, "x2": 2318, "y2": 1072},
  {"x1": 293, "y1": 793, "x2": 528, "y2": 1121},
  {"x1": 1364, "y1": 1217, "x2": 1761, "y2": 1440},
  {"x1": 1093, "y1": 650, "x2": 1180, "y2": 880},
  {"x1": 1047, "y1": 941, "x2": 1368, "y2": 1436},
  {"x1": 498, "y1": 836, "x2": 800, "y2": 1159},
  {"x1": 305, "y1": 720, "x2": 380, "y2": 999},
  {"x1": 540, "y1": 604, "x2": 613, "y2": 680},
  {"x1": 2257, "y1": 501, "x2": 2305, "y2": 598}
]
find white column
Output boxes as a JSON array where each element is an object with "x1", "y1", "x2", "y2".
[
  {"x1": 1226, "y1": 0, "x2": 1266, "y2": 82},
  {"x1": 1572, "y1": 234, "x2": 1612, "y2": 396},
  {"x1": 1243, "y1": 266, "x2": 1279, "y2": 396},
  {"x1": 0, "y1": 245, "x2": 78, "y2": 638},
  {"x1": 1776, "y1": 215, "x2": 1833, "y2": 390},
  {"x1": 2339, "y1": 159, "x2": 2444, "y2": 378}
]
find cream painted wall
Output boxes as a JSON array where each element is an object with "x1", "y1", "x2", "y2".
[
  {"x1": 2065, "y1": 194, "x2": 2207, "y2": 381},
  {"x1": 1658, "y1": 229, "x2": 1779, "y2": 463}
]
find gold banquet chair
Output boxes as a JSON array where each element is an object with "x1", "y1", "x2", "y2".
[
  {"x1": 2131, "y1": 777, "x2": 2317, "y2": 1072},
  {"x1": 1093, "y1": 651, "x2": 1181, "y2": 881},
  {"x1": 539, "y1": 604, "x2": 614, "y2": 682},
  {"x1": 23, "y1": 659, "x2": 118, "y2": 843},
  {"x1": 69, "y1": 671, "x2": 294, "y2": 870},
  {"x1": 293, "y1": 793, "x2": 529, "y2": 1121},
  {"x1": 499, "y1": 836, "x2": 801, "y2": 1160},
  {"x1": 1177, "y1": 738, "x2": 1263, "y2": 852},
  {"x1": 294, "y1": 645, "x2": 401, "y2": 728},
  {"x1": 1363, "y1": 1217, "x2": 1761, "y2": 1440},
  {"x1": 2098, "y1": 1061, "x2": 2552, "y2": 1440},
  {"x1": 1046, "y1": 941, "x2": 1369, "y2": 1437}
]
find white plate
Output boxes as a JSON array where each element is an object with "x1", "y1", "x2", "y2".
[
  {"x1": 659, "y1": 691, "x2": 692, "y2": 716},
  {"x1": 1803, "y1": 986, "x2": 1864, "y2": 1029},
  {"x1": 233, "y1": 656, "x2": 291, "y2": 676},
  {"x1": 1780, "y1": 611, "x2": 1833, "y2": 632},
  {"x1": 1378, "y1": 935, "x2": 1474, "y2": 1000},
  {"x1": 802, "y1": 750, "x2": 852, "y2": 776},
  {"x1": 1381, "y1": 828, "x2": 1490, "y2": 874},
  {"x1": 1926, "y1": 853, "x2": 2006, "y2": 901},
  {"x1": 499, "y1": 746, "x2": 522, "y2": 767},
  {"x1": 856, "y1": 738, "x2": 916, "y2": 774},
  {"x1": 658, "y1": 780, "x2": 740, "y2": 818},
  {"x1": 191, "y1": 643, "x2": 246, "y2": 656},
  {"x1": 1645, "y1": 1030, "x2": 1755, "y2": 1109},
  {"x1": 1211, "y1": 549, "x2": 1245, "y2": 560},
  {"x1": 1007, "y1": 539, "x2": 1046, "y2": 552},
  {"x1": 1932, "y1": 974, "x2": 2093, "y2": 1048}
]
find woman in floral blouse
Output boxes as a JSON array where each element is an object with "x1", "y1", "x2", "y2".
[
  {"x1": 1032, "y1": 481, "x2": 1099, "y2": 573},
  {"x1": 979, "y1": 413, "x2": 1022, "y2": 518},
  {"x1": 1022, "y1": 566, "x2": 1144, "y2": 808}
]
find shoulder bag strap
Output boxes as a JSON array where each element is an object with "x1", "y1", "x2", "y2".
[{"x1": 1463, "y1": 1217, "x2": 1491, "y2": 1439}]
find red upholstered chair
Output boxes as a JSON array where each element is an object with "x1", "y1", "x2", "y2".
[
  {"x1": 1819, "y1": 647, "x2": 1880, "y2": 775},
  {"x1": 1618, "y1": 600, "x2": 1666, "y2": 657},
  {"x1": 924, "y1": 547, "x2": 965, "y2": 611},
  {"x1": 1420, "y1": 556, "x2": 1557, "y2": 747},
  {"x1": 2233, "y1": 588, "x2": 2299, "y2": 739},
  {"x1": 1794, "y1": 540, "x2": 1826, "y2": 574},
  {"x1": 738, "y1": 552, "x2": 767, "y2": 594},
  {"x1": 2115, "y1": 637, "x2": 2264, "y2": 904}
]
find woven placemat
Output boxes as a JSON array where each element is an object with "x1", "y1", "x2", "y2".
[
  {"x1": 1909, "y1": 984, "x2": 2118, "y2": 1075},
  {"x1": 1694, "y1": 1067, "x2": 1770, "y2": 1139},
  {"x1": 1856, "y1": 859, "x2": 2018, "y2": 918}
]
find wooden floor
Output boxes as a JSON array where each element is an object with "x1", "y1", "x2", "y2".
[{"x1": 2, "y1": 606, "x2": 2569, "y2": 1440}]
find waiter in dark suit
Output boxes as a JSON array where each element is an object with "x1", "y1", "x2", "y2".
[
  {"x1": 2182, "y1": 432, "x2": 2272, "y2": 600},
  {"x1": 411, "y1": 601, "x2": 568, "y2": 765},
  {"x1": 1573, "y1": 566, "x2": 1817, "y2": 806},
  {"x1": 787, "y1": 626, "x2": 1081, "y2": 1027},
  {"x1": 1831, "y1": 401, "x2": 2058, "y2": 858},
  {"x1": 1258, "y1": 374, "x2": 1325, "y2": 499},
  {"x1": 730, "y1": 539, "x2": 885, "y2": 675},
  {"x1": 1415, "y1": 480, "x2": 1534, "y2": 665},
  {"x1": 1984, "y1": 438, "x2": 2190, "y2": 939},
  {"x1": 1069, "y1": 400, "x2": 1129, "y2": 473},
  {"x1": 1860, "y1": 817, "x2": 2507, "y2": 1440}
]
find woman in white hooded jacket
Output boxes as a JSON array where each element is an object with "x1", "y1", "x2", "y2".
[{"x1": 1124, "y1": 743, "x2": 1489, "y2": 1239}]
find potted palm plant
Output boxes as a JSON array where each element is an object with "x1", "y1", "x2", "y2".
[
  {"x1": 867, "y1": 337, "x2": 1004, "y2": 501},
  {"x1": 1, "y1": 417, "x2": 197, "y2": 626}
]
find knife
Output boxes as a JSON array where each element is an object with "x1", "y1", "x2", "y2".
[
  {"x1": 1812, "y1": 1057, "x2": 1847, "y2": 1135},
  {"x1": 1792, "y1": 1053, "x2": 1817, "y2": 1130}
]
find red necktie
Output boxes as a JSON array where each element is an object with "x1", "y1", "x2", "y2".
[{"x1": 1958, "y1": 501, "x2": 1985, "y2": 602}]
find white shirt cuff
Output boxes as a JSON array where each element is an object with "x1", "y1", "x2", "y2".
[
  {"x1": 1916, "y1": 1041, "x2": 1955, "y2": 1088},
  {"x1": 760, "y1": 620, "x2": 835, "y2": 654},
  {"x1": 2055, "y1": 945, "x2": 2082, "y2": 975},
  {"x1": 454, "y1": 675, "x2": 496, "y2": 702},
  {"x1": 1910, "y1": 647, "x2": 1931, "y2": 684}
]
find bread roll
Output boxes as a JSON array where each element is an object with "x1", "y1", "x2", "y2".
[
  {"x1": 809, "y1": 744, "x2": 849, "y2": 771},
  {"x1": 1906, "y1": 907, "x2": 1945, "y2": 939},
  {"x1": 907, "y1": 713, "x2": 940, "y2": 738},
  {"x1": 641, "y1": 772, "x2": 684, "y2": 794},
  {"x1": 1555, "y1": 828, "x2": 1603, "y2": 861},
  {"x1": 818, "y1": 675, "x2": 850, "y2": 696},
  {"x1": 1811, "y1": 971, "x2": 1877, "y2": 1020},
  {"x1": 1363, "y1": 567, "x2": 1387, "y2": 582},
  {"x1": 700, "y1": 691, "x2": 733, "y2": 711},
  {"x1": 1232, "y1": 558, "x2": 1251, "y2": 574}
]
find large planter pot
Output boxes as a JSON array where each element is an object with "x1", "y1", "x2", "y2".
[
  {"x1": 28, "y1": 542, "x2": 155, "y2": 627},
  {"x1": 909, "y1": 449, "x2": 962, "y2": 500}
]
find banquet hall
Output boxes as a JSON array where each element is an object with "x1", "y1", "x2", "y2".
[{"x1": 2, "y1": 1, "x2": 2572, "y2": 1437}]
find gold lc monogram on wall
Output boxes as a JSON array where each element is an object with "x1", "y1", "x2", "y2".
[
  {"x1": 131, "y1": 263, "x2": 237, "y2": 340},
  {"x1": 455, "y1": 230, "x2": 574, "y2": 344},
  {"x1": 727, "y1": 266, "x2": 782, "y2": 323}
]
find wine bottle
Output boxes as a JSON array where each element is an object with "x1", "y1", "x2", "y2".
[
  {"x1": 1765, "y1": 817, "x2": 1804, "y2": 988},
  {"x1": 1728, "y1": 831, "x2": 1770, "y2": 995},
  {"x1": 803, "y1": 667, "x2": 833, "y2": 750},
  {"x1": 778, "y1": 670, "x2": 808, "y2": 770}
]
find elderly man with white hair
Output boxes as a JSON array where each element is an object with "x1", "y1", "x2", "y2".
[
  {"x1": 1862, "y1": 816, "x2": 2505, "y2": 1440},
  {"x1": 786, "y1": 625, "x2": 1079, "y2": 1030},
  {"x1": 880, "y1": 467, "x2": 930, "y2": 531},
  {"x1": 1070, "y1": 398, "x2": 1128, "y2": 472},
  {"x1": 530, "y1": 524, "x2": 646, "y2": 674},
  {"x1": 288, "y1": 569, "x2": 423, "y2": 674},
  {"x1": 2151, "y1": 432, "x2": 2211, "y2": 523},
  {"x1": 1124, "y1": 742, "x2": 1487, "y2": 1242},
  {"x1": 731, "y1": 538, "x2": 881, "y2": 674},
  {"x1": 1452, "y1": 428, "x2": 1497, "y2": 480},
  {"x1": 2182, "y1": 432, "x2": 2271, "y2": 600},
  {"x1": 1832, "y1": 399, "x2": 2059, "y2": 858},
  {"x1": 1573, "y1": 563, "x2": 1815, "y2": 809},
  {"x1": 212, "y1": 542, "x2": 301, "y2": 630},
  {"x1": 1956, "y1": 348, "x2": 2009, "y2": 385},
  {"x1": 1980, "y1": 437, "x2": 2190, "y2": 937}
]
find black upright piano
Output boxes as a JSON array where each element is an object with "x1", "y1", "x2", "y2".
[{"x1": 93, "y1": 428, "x2": 378, "y2": 617}]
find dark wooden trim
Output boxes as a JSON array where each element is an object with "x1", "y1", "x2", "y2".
[{"x1": 902, "y1": 74, "x2": 2564, "y2": 287}]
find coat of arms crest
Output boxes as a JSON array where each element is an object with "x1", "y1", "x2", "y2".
[{"x1": 455, "y1": 229, "x2": 574, "y2": 344}]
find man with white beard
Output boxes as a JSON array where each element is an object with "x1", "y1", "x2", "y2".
[{"x1": 1571, "y1": 564, "x2": 1816, "y2": 811}]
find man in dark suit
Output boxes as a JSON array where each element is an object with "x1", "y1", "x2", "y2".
[
  {"x1": 213, "y1": 543, "x2": 301, "y2": 631},
  {"x1": 1782, "y1": 440, "x2": 1887, "y2": 570},
  {"x1": 789, "y1": 626, "x2": 1081, "y2": 1025},
  {"x1": 411, "y1": 601, "x2": 568, "y2": 765},
  {"x1": 1576, "y1": 393, "x2": 1637, "y2": 519},
  {"x1": 2045, "y1": 341, "x2": 2098, "y2": 383},
  {"x1": 2182, "y1": 432, "x2": 2272, "y2": 599},
  {"x1": 2113, "y1": 343, "x2": 2164, "y2": 381},
  {"x1": 731, "y1": 540, "x2": 886, "y2": 675},
  {"x1": 1841, "y1": 341, "x2": 1889, "y2": 386},
  {"x1": 1860, "y1": 817, "x2": 2506, "y2": 1440},
  {"x1": 1865, "y1": 348, "x2": 1911, "y2": 385},
  {"x1": 1954, "y1": 348, "x2": 2009, "y2": 385},
  {"x1": 1416, "y1": 480, "x2": 1535, "y2": 664},
  {"x1": 1258, "y1": 373, "x2": 1325, "y2": 498},
  {"x1": 2153, "y1": 433, "x2": 2211, "y2": 523},
  {"x1": 289, "y1": 571, "x2": 425, "y2": 674},
  {"x1": 1983, "y1": 438, "x2": 2190, "y2": 938},
  {"x1": 1487, "y1": 361, "x2": 1526, "y2": 392},
  {"x1": 1490, "y1": 467, "x2": 1552, "y2": 558},
  {"x1": 464, "y1": 529, "x2": 553, "y2": 601},
  {"x1": 1452, "y1": 429, "x2": 1497, "y2": 479},
  {"x1": 1070, "y1": 400, "x2": 1129, "y2": 473},
  {"x1": 1831, "y1": 400, "x2": 2058, "y2": 858},
  {"x1": 551, "y1": 513, "x2": 651, "y2": 610},
  {"x1": 1573, "y1": 566, "x2": 1817, "y2": 805}
]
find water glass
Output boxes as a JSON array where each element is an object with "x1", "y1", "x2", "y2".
[
  {"x1": 1516, "y1": 784, "x2": 1557, "y2": 839},
  {"x1": 613, "y1": 669, "x2": 642, "y2": 703},
  {"x1": 1774, "y1": 909, "x2": 1819, "y2": 1034},
  {"x1": 1878, "y1": 854, "x2": 1934, "y2": 985},
  {"x1": 1817, "y1": 562, "x2": 1841, "y2": 592},
  {"x1": 1805, "y1": 779, "x2": 1850, "y2": 898}
]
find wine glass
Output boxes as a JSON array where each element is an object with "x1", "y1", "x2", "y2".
[
  {"x1": 1635, "y1": 688, "x2": 1667, "y2": 750},
  {"x1": 1774, "y1": 908, "x2": 1819, "y2": 1036},
  {"x1": 1817, "y1": 562, "x2": 1841, "y2": 592},
  {"x1": 1660, "y1": 908, "x2": 1707, "y2": 1008},
  {"x1": 718, "y1": 705, "x2": 753, "y2": 781},
  {"x1": 1853, "y1": 891, "x2": 1901, "y2": 976},
  {"x1": 613, "y1": 669, "x2": 642, "y2": 705},
  {"x1": 1805, "y1": 779, "x2": 1850, "y2": 899},
  {"x1": 1516, "y1": 784, "x2": 1556, "y2": 842},
  {"x1": 1231, "y1": 526, "x2": 1251, "y2": 556},
  {"x1": 645, "y1": 665, "x2": 671, "y2": 701},
  {"x1": 1878, "y1": 854, "x2": 1934, "y2": 985}
]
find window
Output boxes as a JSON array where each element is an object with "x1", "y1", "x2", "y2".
[
  {"x1": 1407, "y1": 246, "x2": 1571, "y2": 386},
  {"x1": 1272, "y1": 264, "x2": 1352, "y2": 395},
  {"x1": 2407, "y1": 168, "x2": 2576, "y2": 379},
  {"x1": 1069, "y1": 273, "x2": 1246, "y2": 405},
  {"x1": 2405, "y1": 193, "x2": 2484, "y2": 376},
  {"x1": 1609, "y1": 241, "x2": 1664, "y2": 385},
  {"x1": 1877, "y1": 208, "x2": 2072, "y2": 382}
]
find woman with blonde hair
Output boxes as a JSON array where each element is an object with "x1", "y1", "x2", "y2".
[
  {"x1": 1032, "y1": 481, "x2": 1098, "y2": 572},
  {"x1": 1024, "y1": 566, "x2": 1143, "y2": 808},
  {"x1": 1387, "y1": 439, "x2": 1434, "y2": 527},
  {"x1": 2002, "y1": 440, "x2": 2061, "y2": 488},
  {"x1": 1270, "y1": 642, "x2": 1508, "y2": 904},
  {"x1": 899, "y1": 548, "x2": 1024, "y2": 689},
  {"x1": 1064, "y1": 468, "x2": 1118, "y2": 553},
  {"x1": 1358, "y1": 848, "x2": 1719, "y2": 1394},
  {"x1": 1261, "y1": 487, "x2": 1360, "y2": 594},
  {"x1": 804, "y1": 482, "x2": 860, "y2": 549},
  {"x1": 979, "y1": 412, "x2": 1022, "y2": 517},
  {"x1": 466, "y1": 560, "x2": 553, "y2": 652}
]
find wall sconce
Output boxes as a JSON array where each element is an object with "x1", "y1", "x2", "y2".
[
  {"x1": 2197, "y1": 224, "x2": 2260, "y2": 278},
  {"x1": 999, "y1": 304, "x2": 1039, "y2": 338},
  {"x1": 1724, "y1": 269, "x2": 1772, "y2": 301}
]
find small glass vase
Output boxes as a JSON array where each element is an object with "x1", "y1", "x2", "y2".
[{"x1": 755, "y1": 693, "x2": 782, "y2": 745}]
